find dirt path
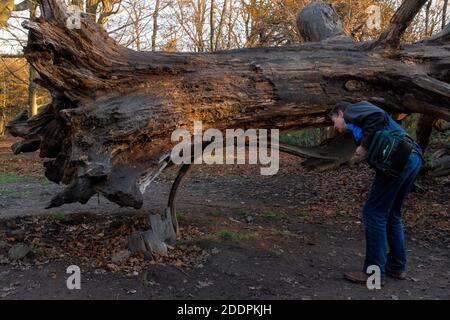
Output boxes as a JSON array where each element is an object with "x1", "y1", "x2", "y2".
[
  {"x1": 1, "y1": 222, "x2": 449, "y2": 300},
  {"x1": 0, "y1": 137, "x2": 449, "y2": 299}
]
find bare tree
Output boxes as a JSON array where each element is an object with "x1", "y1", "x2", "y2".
[
  {"x1": 443, "y1": 0, "x2": 449, "y2": 30},
  {"x1": 152, "y1": 0, "x2": 161, "y2": 51},
  {"x1": 425, "y1": 0, "x2": 432, "y2": 36},
  {"x1": 209, "y1": 0, "x2": 214, "y2": 50},
  {"x1": 28, "y1": 0, "x2": 37, "y2": 116},
  {"x1": 214, "y1": 0, "x2": 227, "y2": 49}
]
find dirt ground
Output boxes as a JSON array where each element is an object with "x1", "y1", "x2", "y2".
[{"x1": 0, "y1": 136, "x2": 449, "y2": 300}]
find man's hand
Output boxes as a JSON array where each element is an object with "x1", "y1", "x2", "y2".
[{"x1": 355, "y1": 145, "x2": 367, "y2": 157}]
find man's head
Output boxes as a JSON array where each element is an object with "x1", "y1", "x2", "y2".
[{"x1": 329, "y1": 101, "x2": 352, "y2": 133}]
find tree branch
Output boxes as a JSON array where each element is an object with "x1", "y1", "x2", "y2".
[
  {"x1": 368, "y1": 0, "x2": 428, "y2": 50},
  {"x1": 37, "y1": 0, "x2": 67, "y2": 23},
  {"x1": 0, "y1": 53, "x2": 25, "y2": 58}
]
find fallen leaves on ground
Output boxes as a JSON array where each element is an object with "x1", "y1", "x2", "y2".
[{"x1": 0, "y1": 213, "x2": 210, "y2": 273}]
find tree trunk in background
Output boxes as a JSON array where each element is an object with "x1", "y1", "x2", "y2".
[
  {"x1": 226, "y1": 0, "x2": 232, "y2": 49},
  {"x1": 0, "y1": 109, "x2": 5, "y2": 136},
  {"x1": 209, "y1": 0, "x2": 214, "y2": 51},
  {"x1": 7, "y1": 0, "x2": 450, "y2": 210},
  {"x1": 415, "y1": 0, "x2": 444, "y2": 155},
  {"x1": 442, "y1": 0, "x2": 448, "y2": 30},
  {"x1": 0, "y1": 79, "x2": 5, "y2": 135},
  {"x1": 214, "y1": 0, "x2": 227, "y2": 50},
  {"x1": 152, "y1": 0, "x2": 160, "y2": 52},
  {"x1": 416, "y1": 114, "x2": 437, "y2": 152},
  {"x1": 28, "y1": 0, "x2": 37, "y2": 116},
  {"x1": 425, "y1": 0, "x2": 432, "y2": 36}
]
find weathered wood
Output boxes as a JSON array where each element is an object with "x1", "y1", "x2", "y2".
[
  {"x1": 128, "y1": 208, "x2": 177, "y2": 258},
  {"x1": 296, "y1": 1, "x2": 347, "y2": 42},
  {"x1": 7, "y1": 0, "x2": 450, "y2": 212}
]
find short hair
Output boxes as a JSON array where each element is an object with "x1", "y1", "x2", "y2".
[{"x1": 328, "y1": 101, "x2": 352, "y2": 119}]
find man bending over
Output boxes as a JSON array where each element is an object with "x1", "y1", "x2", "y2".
[{"x1": 329, "y1": 101, "x2": 423, "y2": 285}]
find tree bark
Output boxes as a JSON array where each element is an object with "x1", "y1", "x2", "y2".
[
  {"x1": 214, "y1": 0, "x2": 227, "y2": 50},
  {"x1": 425, "y1": 0, "x2": 432, "y2": 36},
  {"x1": 0, "y1": 109, "x2": 5, "y2": 136},
  {"x1": 416, "y1": 113, "x2": 437, "y2": 152},
  {"x1": 209, "y1": 0, "x2": 214, "y2": 51},
  {"x1": 28, "y1": 0, "x2": 38, "y2": 117},
  {"x1": 151, "y1": 0, "x2": 161, "y2": 52},
  {"x1": 6, "y1": 0, "x2": 450, "y2": 213},
  {"x1": 443, "y1": 0, "x2": 449, "y2": 31}
]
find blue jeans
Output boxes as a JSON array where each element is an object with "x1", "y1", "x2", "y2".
[{"x1": 362, "y1": 151, "x2": 422, "y2": 276}]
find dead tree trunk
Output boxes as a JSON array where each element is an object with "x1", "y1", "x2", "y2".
[{"x1": 6, "y1": 1, "x2": 450, "y2": 247}]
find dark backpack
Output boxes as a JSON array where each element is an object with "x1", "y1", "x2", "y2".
[{"x1": 366, "y1": 130, "x2": 413, "y2": 178}]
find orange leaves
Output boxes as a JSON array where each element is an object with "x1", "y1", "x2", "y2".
[{"x1": 0, "y1": 0, "x2": 14, "y2": 28}]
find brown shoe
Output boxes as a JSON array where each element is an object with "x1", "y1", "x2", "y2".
[
  {"x1": 385, "y1": 265, "x2": 407, "y2": 280},
  {"x1": 344, "y1": 271, "x2": 386, "y2": 286}
]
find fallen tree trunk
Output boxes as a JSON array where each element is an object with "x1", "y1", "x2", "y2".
[{"x1": 7, "y1": 0, "x2": 450, "y2": 214}]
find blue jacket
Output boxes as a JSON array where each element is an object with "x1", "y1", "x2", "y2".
[{"x1": 344, "y1": 101, "x2": 422, "y2": 156}]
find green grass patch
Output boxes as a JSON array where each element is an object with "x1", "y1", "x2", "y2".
[
  {"x1": 175, "y1": 228, "x2": 259, "y2": 245},
  {"x1": 0, "y1": 187, "x2": 17, "y2": 195},
  {"x1": 37, "y1": 178, "x2": 51, "y2": 185},
  {"x1": 0, "y1": 173, "x2": 34, "y2": 184},
  {"x1": 259, "y1": 210, "x2": 314, "y2": 220},
  {"x1": 30, "y1": 244, "x2": 41, "y2": 254},
  {"x1": 293, "y1": 210, "x2": 314, "y2": 217},
  {"x1": 0, "y1": 187, "x2": 33, "y2": 197},
  {"x1": 234, "y1": 208, "x2": 251, "y2": 217},
  {"x1": 280, "y1": 128, "x2": 325, "y2": 147},
  {"x1": 176, "y1": 212, "x2": 186, "y2": 221},
  {"x1": 47, "y1": 212, "x2": 66, "y2": 221},
  {"x1": 206, "y1": 229, "x2": 259, "y2": 242},
  {"x1": 208, "y1": 210, "x2": 223, "y2": 217},
  {"x1": 261, "y1": 211, "x2": 286, "y2": 221},
  {"x1": 175, "y1": 238, "x2": 194, "y2": 246},
  {"x1": 271, "y1": 229, "x2": 296, "y2": 237},
  {"x1": 216, "y1": 230, "x2": 234, "y2": 241}
]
